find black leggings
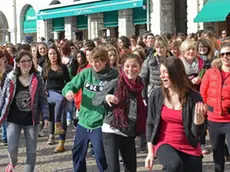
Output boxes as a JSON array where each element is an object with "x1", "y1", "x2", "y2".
[
  {"x1": 156, "y1": 144, "x2": 202, "y2": 172},
  {"x1": 208, "y1": 120, "x2": 230, "y2": 172}
]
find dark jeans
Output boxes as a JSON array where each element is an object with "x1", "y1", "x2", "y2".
[
  {"x1": 102, "y1": 133, "x2": 136, "y2": 172},
  {"x1": 207, "y1": 120, "x2": 230, "y2": 172},
  {"x1": 156, "y1": 144, "x2": 202, "y2": 172},
  {"x1": 200, "y1": 117, "x2": 207, "y2": 145},
  {"x1": 72, "y1": 124, "x2": 107, "y2": 172},
  {"x1": 48, "y1": 103, "x2": 67, "y2": 140}
]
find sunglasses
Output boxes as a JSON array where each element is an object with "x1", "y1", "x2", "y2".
[{"x1": 220, "y1": 52, "x2": 230, "y2": 57}]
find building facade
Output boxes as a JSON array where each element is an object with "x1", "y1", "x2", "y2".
[{"x1": 0, "y1": 0, "x2": 211, "y2": 44}]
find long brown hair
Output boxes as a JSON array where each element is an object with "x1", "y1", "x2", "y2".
[
  {"x1": 43, "y1": 45, "x2": 62, "y2": 79},
  {"x1": 196, "y1": 38, "x2": 215, "y2": 61},
  {"x1": 161, "y1": 56, "x2": 194, "y2": 105},
  {"x1": 105, "y1": 44, "x2": 120, "y2": 69}
]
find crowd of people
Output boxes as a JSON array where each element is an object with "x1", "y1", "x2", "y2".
[{"x1": 0, "y1": 29, "x2": 230, "y2": 172}]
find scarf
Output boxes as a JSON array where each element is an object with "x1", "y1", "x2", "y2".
[
  {"x1": 111, "y1": 69, "x2": 147, "y2": 135},
  {"x1": 93, "y1": 64, "x2": 118, "y2": 81},
  {"x1": 180, "y1": 57, "x2": 199, "y2": 75}
]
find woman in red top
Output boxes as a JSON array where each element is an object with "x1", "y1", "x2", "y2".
[
  {"x1": 200, "y1": 42, "x2": 230, "y2": 172},
  {"x1": 145, "y1": 56, "x2": 206, "y2": 172}
]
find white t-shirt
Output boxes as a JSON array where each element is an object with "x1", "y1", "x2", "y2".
[{"x1": 102, "y1": 123, "x2": 128, "y2": 137}]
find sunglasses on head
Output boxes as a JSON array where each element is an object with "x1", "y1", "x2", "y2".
[{"x1": 220, "y1": 52, "x2": 230, "y2": 57}]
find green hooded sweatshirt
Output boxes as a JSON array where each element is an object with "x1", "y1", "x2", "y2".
[{"x1": 62, "y1": 67, "x2": 118, "y2": 129}]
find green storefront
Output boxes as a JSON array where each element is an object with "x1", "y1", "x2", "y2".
[
  {"x1": 23, "y1": 6, "x2": 37, "y2": 42},
  {"x1": 194, "y1": 0, "x2": 230, "y2": 36},
  {"x1": 133, "y1": 1, "x2": 147, "y2": 36},
  {"x1": 103, "y1": 11, "x2": 118, "y2": 38},
  {"x1": 194, "y1": 0, "x2": 230, "y2": 23},
  {"x1": 37, "y1": 0, "x2": 145, "y2": 39}
]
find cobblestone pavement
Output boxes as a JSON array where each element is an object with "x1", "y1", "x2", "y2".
[{"x1": 0, "y1": 126, "x2": 230, "y2": 172}]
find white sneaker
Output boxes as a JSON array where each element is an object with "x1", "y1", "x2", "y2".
[
  {"x1": 201, "y1": 144, "x2": 209, "y2": 155},
  {"x1": 67, "y1": 119, "x2": 72, "y2": 126},
  {"x1": 39, "y1": 131, "x2": 44, "y2": 137}
]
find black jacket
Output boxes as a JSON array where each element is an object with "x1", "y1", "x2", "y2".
[
  {"x1": 146, "y1": 88, "x2": 205, "y2": 148},
  {"x1": 93, "y1": 78, "x2": 138, "y2": 137}
]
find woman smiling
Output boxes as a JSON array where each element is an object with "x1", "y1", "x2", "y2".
[
  {"x1": 0, "y1": 51, "x2": 49, "y2": 172},
  {"x1": 200, "y1": 42, "x2": 230, "y2": 172}
]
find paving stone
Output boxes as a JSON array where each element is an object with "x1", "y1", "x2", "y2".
[{"x1": 0, "y1": 126, "x2": 230, "y2": 172}]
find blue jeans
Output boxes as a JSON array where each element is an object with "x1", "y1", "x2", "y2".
[
  {"x1": 140, "y1": 134, "x2": 147, "y2": 146},
  {"x1": 2, "y1": 120, "x2": 7, "y2": 141},
  {"x1": 66, "y1": 101, "x2": 74, "y2": 121},
  {"x1": 48, "y1": 102, "x2": 67, "y2": 141},
  {"x1": 47, "y1": 90, "x2": 66, "y2": 123},
  {"x1": 72, "y1": 124, "x2": 107, "y2": 172},
  {"x1": 7, "y1": 122, "x2": 39, "y2": 172}
]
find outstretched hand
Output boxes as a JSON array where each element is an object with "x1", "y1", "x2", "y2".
[
  {"x1": 105, "y1": 94, "x2": 119, "y2": 107},
  {"x1": 65, "y1": 91, "x2": 75, "y2": 101},
  {"x1": 194, "y1": 102, "x2": 206, "y2": 125}
]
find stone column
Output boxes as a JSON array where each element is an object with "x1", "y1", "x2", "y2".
[
  {"x1": 118, "y1": 9, "x2": 135, "y2": 37},
  {"x1": 88, "y1": 13, "x2": 103, "y2": 39},
  {"x1": 187, "y1": 0, "x2": 199, "y2": 33},
  {"x1": 0, "y1": 31, "x2": 4, "y2": 44},
  {"x1": 5, "y1": 33, "x2": 9, "y2": 42},
  {"x1": 150, "y1": 0, "x2": 174, "y2": 35},
  {"x1": 10, "y1": 30, "x2": 17, "y2": 44},
  {"x1": 44, "y1": 20, "x2": 53, "y2": 40},
  {"x1": 197, "y1": 0, "x2": 204, "y2": 30},
  {"x1": 53, "y1": 32, "x2": 59, "y2": 40},
  {"x1": 72, "y1": 17, "x2": 77, "y2": 40},
  {"x1": 37, "y1": 20, "x2": 45, "y2": 41},
  {"x1": 65, "y1": 16, "x2": 76, "y2": 40}
]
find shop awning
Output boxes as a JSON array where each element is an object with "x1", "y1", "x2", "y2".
[
  {"x1": 77, "y1": 15, "x2": 88, "y2": 30},
  {"x1": 52, "y1": 18, "x2": 64, "y2": 31},
  {"x1": 104, "y1": 11, "x2": 118, "y2": 27},
  {"x1": 133, "y1": 7, "x2": 146, "y2": 25},
  {"x1": 37, "y1": 0, "x2": 144, "y2": 20},
  {"x1": 194, "y1": 0, "x2": 230, "y2": 22},
  {"x1": 23, "y1": 6, "x2": 37, "y2": 33}
]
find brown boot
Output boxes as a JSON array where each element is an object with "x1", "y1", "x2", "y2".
[
  {"x1": 54, "y1": 122, "x2": 65, "y2": 135},
  {"x1": 54, "y1": 140, "x2": 65, "y2": 153}
]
